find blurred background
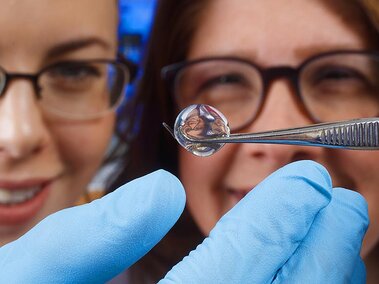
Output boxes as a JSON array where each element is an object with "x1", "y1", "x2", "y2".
[
  {"x1": 118, "y1": 0, "x2": 157, "y2": 94},
  {"x1": 86, "y1": 0, "x2": 157, "y2": 194}
]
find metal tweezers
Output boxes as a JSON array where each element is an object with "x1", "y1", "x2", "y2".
[{"x1": 164, "y1": 118, "x2": 379, "y2": 150}]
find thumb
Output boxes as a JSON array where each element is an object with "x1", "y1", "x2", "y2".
[{"x1": 0, "y1": 170, "x2": 185, "y2": 283}]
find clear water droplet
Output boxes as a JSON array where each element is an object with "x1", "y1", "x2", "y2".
[{"x1": 174, "y1": 104, "x2": 230, "y2": 156}]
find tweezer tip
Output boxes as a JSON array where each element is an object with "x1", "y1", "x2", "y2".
[{"x1": 162, "y1": 122, "x2": 175, "y2": 138}]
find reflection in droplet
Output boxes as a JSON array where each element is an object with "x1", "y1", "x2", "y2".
[{"x1": 174, "y1": 104, "x2": 230, "y2": 156}]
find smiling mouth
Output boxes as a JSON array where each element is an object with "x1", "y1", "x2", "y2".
[
  {"x1": 0, "y1": 180, "x2": 53, "y2": 225},
  {"x1": 0, "y1": 186, "x2": 44, "y2": 205}
]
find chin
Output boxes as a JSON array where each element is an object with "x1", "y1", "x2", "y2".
[{"x1": 0, "y1": 222, "x2": 33, "y2": 246}]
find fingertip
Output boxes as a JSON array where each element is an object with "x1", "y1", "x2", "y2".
[
  {"x1": 333, "y1": 187, "x2": 368, "y2": 210},
  {"x1": 259, "y1": 160, "x2": 332, "y2": 202},
  {"x1": 152, "y1": 169, "x2": 187, "y2": 206},
  {"x1": 143, "y1": 169, "x2": 186, "y2": 218},
  {"x1": 279, "y1": 160, "x2": 332, "y2": 189},
  {"x1": 332, "y1": 187, "x2": 369, "y2": 232},
  {"x1": 110, "y1": 169, "x2": 186, "y2": 216}
]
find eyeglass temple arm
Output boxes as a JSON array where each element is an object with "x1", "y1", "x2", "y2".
[{"x1": 171, "y1": 118, "x2": 379, "y2": 150}]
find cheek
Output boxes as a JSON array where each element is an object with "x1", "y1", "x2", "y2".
[
  {"x1": 179, "y1": 146, "x2": 235, "y2": 235},
  {"x1": 32, "y1": 114, "x2": 115, "y2": 237},
  {"x1": 59, "y1": 120, "x2": 113, "y2": 171},
  {"x1": 51, "y1": 114, "x2": 115, "y2": 193},
  {"x1": 330, "y1": 151, "x2": 379, "y2": 199}
]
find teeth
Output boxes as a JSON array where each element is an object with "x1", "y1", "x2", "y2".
[{"x1": 0, "y1": 187, "x2": 41, "y2": 205}]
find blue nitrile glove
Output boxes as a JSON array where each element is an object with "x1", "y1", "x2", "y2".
[
  {"x1": 0, "y1": 161, "x2": 368, "y2": 283},
  {"x1": 0, "y1": 170, "x2": 186, "y2": 283},
  {"x1": 274, "y1": 187, "x2": 367, "y2": 283},
  {"x1": 161, "y1": 160, "x2": 368, "y2": 284}
]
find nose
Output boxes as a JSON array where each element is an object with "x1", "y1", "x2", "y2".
[
  {"x1": 239, "y1": 79, "x2": 323, "y2": 163},
  {"x1": 0, "y1": 80, "x2": 47, "y2": 159}
]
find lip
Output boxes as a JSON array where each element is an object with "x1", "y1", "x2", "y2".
[
  {"x1": 0, "y1": 179, "x2": 53, "y2": 226},
  {"x1": 227, "y1": 187, "x2": 254, "y2": 203},
  {"x1": 0, "y1": 179, "x2": 51, "y2": 189}
]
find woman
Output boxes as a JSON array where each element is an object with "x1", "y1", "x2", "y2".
[
  {"x1": 0, "y1": 1, "x2": 190, "y2": 282},
  {"x1": 114, "y1": 0, "x2": 379, "y2": 282},
  {"x1": 0, "y1": 0, "x2": 134, "y2": 246},
  {"x1": 0, "y1": 0, "x2": 369, "y2": 282}
]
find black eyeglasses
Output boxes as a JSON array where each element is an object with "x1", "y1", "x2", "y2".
[
  {"x1": 0, "y1": 58, "x2": 137, "y2": 120},
  {"x1": 162, "y1": 50, "x2": 379, "y2": 131}
]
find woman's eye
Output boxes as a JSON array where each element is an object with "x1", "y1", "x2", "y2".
[
  {"x1": 313, "y1": 67, "x2": 364, "y2": 83},
  {"x1": 49, "y1": 65, "x2": 101, "y2": 80},
  {"x1": 201, "y1": 73, "x2": 247, "y2": 90}
]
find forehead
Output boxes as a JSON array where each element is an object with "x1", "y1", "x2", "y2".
[
  {"x1": 189, "y1": 0, "x2": 375, "y2": 63},
  {"x1": 0, "y1": 0, "x2": 118, "y2": 57}
]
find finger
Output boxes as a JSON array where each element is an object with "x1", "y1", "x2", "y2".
[
  {"x1": 161, "y1": 160, "x2": 332, "y2": 283},
  {"x1": 274, "y1": 187, "x2": 368, "y2": 283},
  {"x1": 0, "y1": 170, "x2": 185, "y2": 283}
]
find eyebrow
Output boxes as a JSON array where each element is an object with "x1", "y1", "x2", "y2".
[
  {"x1": 46, "y1": 37, "x2": 111, "y2": 59},
  {"x1": 294, "y1": 44, "x2": 361, "y2": 59}
]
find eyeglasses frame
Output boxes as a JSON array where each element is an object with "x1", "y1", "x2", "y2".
[
  {"x1": 162, "y1": 50, "x2": 379, "y2": 130},
  {"x1": 0, "y1": 56, "x2": 138, "y2": 119}
]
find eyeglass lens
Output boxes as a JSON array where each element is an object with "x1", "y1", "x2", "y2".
[
  {"x1": 173, "y1": 53, "x2": 379, "y2": 130},
  {"x1": 40, "y1": 62, "x2": 129, "y2": 119},
  {"x1": 0, "y1": 61, "x2": 129, "y2": 119}
]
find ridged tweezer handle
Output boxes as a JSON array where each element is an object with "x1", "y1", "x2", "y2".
[
  {"x1": 319, "y1": 120, "x2": 379, "y2": 147},
  {"x1": 184, "y1": 118, "x2": 379, "y2": 150}
]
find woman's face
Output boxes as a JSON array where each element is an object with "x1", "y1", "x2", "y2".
[
  {"x1": 0, "y1": 0, "x2": 118, "y2": 245},
  {"x1": 179, "y1": 0, "x2": 379, "y2": 257}
]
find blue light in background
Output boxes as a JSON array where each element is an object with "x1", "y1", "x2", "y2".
[
  {"x1": 118, "y1": 0, "x2": 157, "y2": 63},
  {"x1": 116, "y1": 0, "x2": 157, "y2": 134}
]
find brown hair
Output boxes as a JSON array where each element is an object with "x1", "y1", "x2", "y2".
[
  {"x1": 112, "y1": 0, "x2": 208, "y2": 187},
  {"x1": 111, "y1": 0, "x2": 208, "y2": 281},
  {"x1": 111, "y1": 0, "x2": 379, "y2": 281}
]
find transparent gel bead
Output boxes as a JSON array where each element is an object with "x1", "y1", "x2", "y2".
[{"x1": 174, "y1": 104, "x2": 230, "y2": 157}]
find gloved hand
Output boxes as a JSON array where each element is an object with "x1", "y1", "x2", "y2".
[
  {"x1": 0, "y1": 161, "x2": 368, "y2": 283},
  {"x1": 161, "y1": 160, "x2": 368, "y2": 284},
  {"x1": 0, "y1": 170, "x2": 186, "y2": 283}
]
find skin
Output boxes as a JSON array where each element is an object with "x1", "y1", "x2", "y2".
[
  {"x1": 179, "y1": 0, "x2": 379, "y2": 279},
  {"x1": 0, "y1": 0, "x2": 118, "y2": 246}
]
